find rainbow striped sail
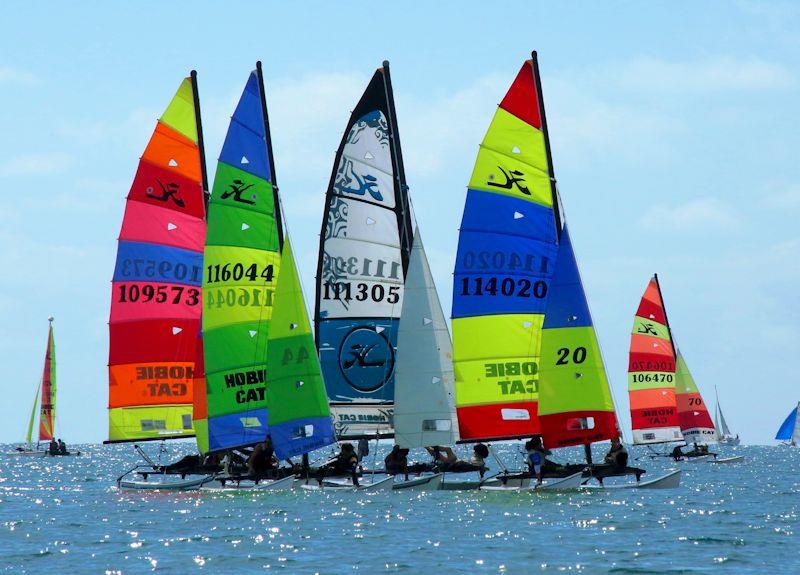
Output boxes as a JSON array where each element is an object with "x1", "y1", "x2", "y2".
[
  {"x1": 108, "y1": 73, "x2": 208, "y2": 443},
  {"x1": 452, "y1": 56, "x2": 558, "y2": 441},
  {"x1": 200, "y1": 64, "x2": 334, "y2": 457},
  {"x1": 38, "y1": 318, "x2": 56, "y2": 442},
  {"x1": 674, "y1": 348, "x2": 717, "y2": 444},
  {"x1": 628, "y1": 275, "x2": 682, "y2": 444},
  {"x1": 314, "y1": 62, "x2": 412, "y2": 439},
  {"x1": 538, "y1": 228, "x2": 618, "y2": 448}
]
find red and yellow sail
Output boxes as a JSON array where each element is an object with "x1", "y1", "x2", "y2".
[
  {"x1": 38, "y1": 318, "x2": 56, "y2": 442},
  {"x1": 674, "y1": 349, "x2": 717, "y2": 444},
  {"x1": 107, "y1": 74, "x2": 207, "y2": 443},
  {"x1": 628, "y1": 275, "x2": 682, "y2": 444}
]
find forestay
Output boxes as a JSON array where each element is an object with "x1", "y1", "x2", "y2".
[
  {"x1": 108, "y1": 74, "x2": 207, "y2": 443},
  {"x1": 452, "y1": 57, "x2": 558, "y2": 441},
  {"x1": 628, "y1": 276, "x2": 682, "y2": 445},
  {"x1": 315, "y1": 63, "x2": 413, "y2": 438},
  {"x1": 394, "y1": 227, "x2": 458, "y2": 448}
]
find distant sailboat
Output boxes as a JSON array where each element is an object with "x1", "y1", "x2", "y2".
[
  {"x1": 9, "y1": 318, "x2": 78, "y2": 457},
  {"x1": 776, "y1": 402, "x2": 800, "y2": 446},
  {"x1": 714, "y1": 385, "x2": 739, "y2": 445}
]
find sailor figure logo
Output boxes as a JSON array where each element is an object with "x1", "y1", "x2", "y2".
[
  {"x1": 221, "y1": 178, "x2": 256, "y2": 205},
  {"x1": 487, "y1": 166, "x2": 530, "y2": 195},
  {"x1": 147, "y1": 179, "x2": 185, "y2": 207},
  {"x1": 338, "y1": 326, "x2": 395, "y2": 393},
  {"x1": 335, "y1": 161, "x2": 384, "y2": 202},
  {"x1": 638, "y1": 322, "x2": 658, "y2": 336}
]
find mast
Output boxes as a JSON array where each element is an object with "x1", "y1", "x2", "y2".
[
  {"x1": 531, "y1": 51, "x2": 562, "y2": 237},
  {"x1": 653, "y1": 273, "x2": 678, "y2": 360},
  {"x1": 381, "y1": 60, "x2": 413, "y2": 268},
  {"x1": 256, "y1": 61, "x2": 284, "y2": 251},
  {"x1": 190, "y1": 70, "x2": 210, "y2": 212}
]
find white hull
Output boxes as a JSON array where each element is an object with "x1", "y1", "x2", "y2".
[
  {"x1": 711, "y1": 455, "x2": 745, "y2": 464},
  {"x1": 299, "y1": 476, "x2": 395, "y2": 492},
  {"x1": 118, "y1": 475, "x2": 212, "y2": 491},
  {"x1": 480, "y1": 472, "x2": 584, "y2": 492},
  {"x1": 5, "y1": 450, "x2": 47, "y2": 457},
  {"x1": 392, "y1": 473, "x2": 444, "y2": 491},
  {"x1": 582, "y1": 469, "x2": 682, "y2": 490},
  {"x1": 201, "y1": 474, "x2": 295, "y2": 492}
]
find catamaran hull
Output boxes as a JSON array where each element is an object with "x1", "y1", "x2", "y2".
[
  {"x1": 299, "y1": 476, "x2": 395, "y2": 492},
  {"x1": 711, "y1": 455, "x2": 745, "y2": 464},
  {"x1": 5, "y1": 451, "x2": 48, "y2": 457},
  {"x1": 479, "y1": 472, "x2": 584, "y2": 492},
  {"x1": 392, "y1": 473, "x2": 444, "y2": 491},
  {"x1": 582, "y1": 469, "x2": 682, "y2": 490},
  {"x1": 118, "y1": 475, "x2": 213, "y2": 491},
  {"x1": 201, "y1": 474, "x2": 295, "y2": 492}
]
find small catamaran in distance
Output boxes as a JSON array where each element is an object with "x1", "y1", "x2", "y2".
[
  {"x1": 628, "y1": 275, "x2": 742, "y2": 465},
  {"x1": 714, "y1": 385, "x2": 740, "y2": 445},
  {"x1": 776, "y1": 402, "x2": 800, "y2": 446},
  {"x1": 451, "y1": 53, "x2": 679, "y2": 491},
  {"x1": 9, "y1": 318, "x2": 79, "y2": 457}
]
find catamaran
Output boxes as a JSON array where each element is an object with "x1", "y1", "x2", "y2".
[
  {"x1": 776, "y1": 402, "x2": 800, "y2": 446},
  {"x1": 714, "y1": 386, "x2": 740, "y2": 445},
  {"x1": 628, "y1": 275, "x2": 742, "y2": 465},
  {"x1": 8, "y1": 318, "x2": 79, "y2": 457}
]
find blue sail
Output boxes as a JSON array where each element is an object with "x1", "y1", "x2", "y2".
[{"x1": 775, "y1": 406, "x2": 798, "y2": 440}]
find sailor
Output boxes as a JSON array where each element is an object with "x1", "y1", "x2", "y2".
[
  {"x1": 333, "y1": 443, "x2": 360, "y2": 486},
  {"x1": 671, "y1": 444, "x2": 685, "y2": 460},
  {"x1": 58, "y1": 439, "x2": 67, "y2": 455},
  {"x1": 49, "y1": 439, "x2": 58, "y2": 456},
  {"x1": 603, "y1": 437, "x2": 628, "y2": 468},
  {"x1": 525, "y1": 437, "x2": 547, "y2": 485},
  {"x1": 248, "y1": 437, "x2": 276, "y2": 476},
  {"x1": 384, "y1": 445, "x2": 410, "y2": 480},
  {"x1": 426, "y1": 445, "x2": 458, "y2": 468}
]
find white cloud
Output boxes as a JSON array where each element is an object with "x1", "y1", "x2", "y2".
[
  {"x1": 638, "y1": 198, "x2": 740, "y2": 232},
  {"x1": 612, "y1": 56, "x2": 795, "y2": 94},
  {"x1": 0, "y1": 66, "x2": 37, "y2": 86},
  {"x1": 0, "y1": 153, "x2": 73, "y2": 177}
]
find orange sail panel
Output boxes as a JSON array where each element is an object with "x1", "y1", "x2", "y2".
[
  {"x1": 107, "y1": 75, "x2": 207, "y2": 443},
  {"x1": 627, "y1": 276, "x2": 682, "y2": 444},
  {"x1": 38, "y1": 319, "x2": 56, "y2": 442}
]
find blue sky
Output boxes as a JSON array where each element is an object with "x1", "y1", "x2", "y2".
[{"x1": 1, "y1": 2, "x2": 798, "y2": 444}]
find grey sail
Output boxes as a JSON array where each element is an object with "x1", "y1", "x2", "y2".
[{"x1": 393, "y1": 227, "x2": 459, "y2": 448}]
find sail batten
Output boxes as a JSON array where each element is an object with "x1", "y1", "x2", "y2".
[
  {"x1": 452, "y1": 57, "x2": 559, "y2": 442},
  {"x1": 314, "y1": 64, "x2": 412, "y2": 439},
  {"x1": 107, "y1": 75, "x2": 207, "y2": 443}
]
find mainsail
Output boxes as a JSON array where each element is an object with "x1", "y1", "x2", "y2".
[
  {"x1": 394, "y1": 226, "x2": 458, "y2": 448},
  {"x1": 452, "y1": 56, "x2": 559, "y2": 441},
  {"x1": 314, "y1": 62, "x2": 413, "y2": 439},
  {"x1": 714, "y1": 386, "x2": 733, "y2": 437},
  {"x1": 199, "y1": 64, "x2": 284, "y2": 453},
  {"x1": 776, "y1": 403, "x2": 800, "y2": 445},
  {"x1": 39, "y1": 318, "x2": 56, "y2": 442},
  {"x1": 628, "y1": 275, "x2": 682, "y2": 444},
  {"x1": 674, "y1": 348, "x2": 717, "y2": 444},
  {"x1": 538, "y1": 227, "x2": 618, "y2": 448},
  {"x1": 108, "y1": 73, "x2": 208, "y2": 443}
]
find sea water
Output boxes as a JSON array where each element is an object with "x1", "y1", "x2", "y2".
[{"x1": 0, "y1": 443, "x2": 796, "y2": 574}]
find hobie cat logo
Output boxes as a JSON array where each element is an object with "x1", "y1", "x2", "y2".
[
  {"x1": 637, "y1": 322, "x2": 658, "y2": 336},
  {"x1": 487, "y1": 166, "x2": 530, "y2": 195},
  {"x1": 147, "y1": 179, "x2": 185, "y2": 207},
  {"x1": 221, "y1": 178, "x2": 256, "y2": 205},
  {"x1": 338, "y1": 326, "x2": 394, "y2": 392}
]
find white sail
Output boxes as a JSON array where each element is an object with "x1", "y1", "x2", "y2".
[{"x1": 393, "y1": 227, "x2": 458, "y2": 448}]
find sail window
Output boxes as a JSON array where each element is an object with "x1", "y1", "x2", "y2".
[
  {"x1": 642, "y1": 432, "x2": 656, "y2": 441},
  {"x1": 182, "y1": 414, "x2": 192, "y2": 429},
  {"x1": 292, "y1": 424, "x2": 314, "y2": 439},
  {"x1": 422, "y1": 419, "x2": 452, "y2": 432},
  {"x1": 566, "y1": 417, "x2": 595, "y2": 431},
  {"x1": 240, "y1": 417, "x2": 261, "y2": 428},
  {"x1": 140, "y1": 419, "x2": 166, "y2": 431},
  {"x1": 501, "y1": 408, "x2": 530, "y2": 421}
]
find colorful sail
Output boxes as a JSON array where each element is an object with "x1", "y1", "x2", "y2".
[
  {"x1": 628, "y1": 275, "x2": 682, "y2": 444},
  {"x1": 452, "y1": 57, "x2": 559, "y2": 441},
  {"x1": 674, "y1": 348, "x2": 717, "y2": 444},
  {"x1": 108, "y1": 73, "x2": 207, "y2": 443},
  {"x1": 538, "y1": 227, "x2": 618, "y2": 448},
  {"x1": 394, "y1": 226, "x2": 459, "y2": 448},
  {"x1": 776, "y1": 403, "x2": 800, "y2": 445},
  {"x1": 200, "y1": 65, "x2": 283, "y2": 452},
  {"x1": 265, "y1": 239, "x2": 336, "y2": 459},
  {"x1": 314, "y1": 62, "x2": 413, "y2": 438},
  {"x1": 39, "y1": 318, "x2": 56, "y2": 441}
]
